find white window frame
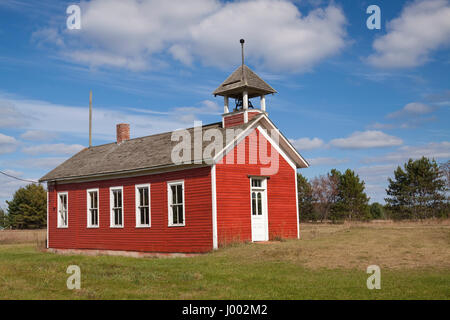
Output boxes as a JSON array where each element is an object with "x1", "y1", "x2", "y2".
[
  {"x1": 87, "y1": 188, "x2": 99, "y2": 228},
  {"x1": 135, "y1": 184, "x2": 151, "y2": 228},
  {"x1": 167, "y1": 180, "x2": 185, "y2": 227},
  {"x1": 57, "y1": 192, "x2": 68, "y2": 228},
  {"x1": 110, "y1": 186, "x2": 124, "y2": 228}
]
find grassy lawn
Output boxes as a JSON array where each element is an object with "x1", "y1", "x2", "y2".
[{"x1": 0, "y1": 221, "x2": 449, "y2": 299}]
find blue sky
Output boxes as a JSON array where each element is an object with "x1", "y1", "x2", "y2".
[{"x1": 0, "y1": 0, "x2": 449, "y2": 207}]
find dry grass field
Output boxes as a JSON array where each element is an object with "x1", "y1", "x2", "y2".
[
  {"x1": 0, "y1": 229, "x2": 46, "y2": 245},
  {"x1": 0, "y1": 220, "x2": 449, "y2": 299}
]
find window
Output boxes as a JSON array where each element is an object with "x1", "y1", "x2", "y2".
[
  {"x1": 87, "y1": 189, "x2": 99, "y2": 228},
  {"x1": 168, "y1": 181, "x2": 185, "y2": 226},
  {"x1": 135, "y1": 184, "x2": 150, "y2": 227},
  {"x1": 57, "y1": 192, "x2": 68, "y2": 228},
  {"x1": 251, "y1": 179, "x2": 262, "y2": 188},
  {"x1": 110, "y1": 187, "x2": 123, "y2": 228}
]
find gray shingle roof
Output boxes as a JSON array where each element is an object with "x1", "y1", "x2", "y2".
[
  {"x1": 213, "y1": 65, "x2": 277, "y2": 99},
  {"x1": 39, "y1": 119, "x2": 259, "y2": 182}
]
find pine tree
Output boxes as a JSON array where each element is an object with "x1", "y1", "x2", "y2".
[
  {"x1": 369, "y1": 202, "x2": 385, "y2": 220},
  {"x1": 297, "y1": 173, "x2": 315, "y2": 221},
  {"x1": 0, "y1": 207, "x2": 7, "y2": 228},
  {"x1": 332, "y1": 169, "x2": 370, "y2": 221},
  {"x1": 385, "y1": 157, "x2": 447, "y2": 219},
  {"x1": 6, "y1": 184, "x2": 47, "y2": 229}
]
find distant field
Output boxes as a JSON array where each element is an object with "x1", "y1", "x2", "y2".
[
  {"x1": 0, "y1": 220, "x2": 449, "y2": 299},
  {"x1": 0, "y1": 229, "x2": 46, "y2": 245}
]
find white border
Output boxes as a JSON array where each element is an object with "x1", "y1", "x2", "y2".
[
  {"x1": 167, "y1": 180, "x2": 185, "y2": 227},
  {"x1": 86, "y1": 188, "x2": 99, "y2": 228},
  {"x1": 211, "y1": 165, "x2": 218, "y2": 249},
  {"x1": 56, "y1": 191, "x2": 68, "y2": 228},
  {"x1": 109, "y1": 186, "x2": 124, "y2": 228},
  {"x1": 135, "y1": 183, "x2": 151, "y2": 228}
]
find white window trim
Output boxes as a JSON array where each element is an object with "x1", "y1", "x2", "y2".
[
  {"x1": 110, "y1": 186, "x2": 124, "y2": 228},
  {"x1": 135, "y1": 183, "x2": 151, "y2": 228},
  {"x1": 86, "y1": 188, "x2": 99, "y2": 228},
  {"x1": 167, "y1": 180, "x2": 185, "y2": 227},
  {"x1": 57, "y1": 191, "x2": 68, "y2": 229}
]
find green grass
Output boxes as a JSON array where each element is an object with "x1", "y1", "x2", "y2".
[{"x1": 0, "y1": 221, "x2": 449, "y2": 299}]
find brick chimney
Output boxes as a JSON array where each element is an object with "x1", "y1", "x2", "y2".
[{"x1": 116, "y1": 123, "x2": 130, "y2": 144}]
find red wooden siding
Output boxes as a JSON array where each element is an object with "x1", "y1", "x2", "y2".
[
  {"x1": 216, "y1": 128, "x2": 298, "y2": 245},
  {"x1": 48, "y1": 167, "x2": 213, "y2": 253},
  {"x1": 223, "y1": 110, "x2": 261, "y2": 128}
]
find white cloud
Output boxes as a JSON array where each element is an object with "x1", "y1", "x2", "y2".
[
  {"x1": 366, "y1": 122, "x2": 395, "y2": 130},
  {"x1": 20, "y1": 130, "x2": 58, "y2": 141},
  {"x1": 367, "y1": 101, "x2": 440, "y2": 130},
  {"x1": 330, "y1": 130, "x2": 403, "y2": 149},
  {"x1": 22, "y1": 143, "x2": 85, "y2": 156},
  {"x1": 35, "y1": 0, "x2": 347, "y2": 72},
  {"x1": 363, "y1": 141, "x2": 450, "y2": 164},
  {"x1": 307, "y1": 157, "x2": 349, "y2": 166},
  {"x1": 368, "y1": 0, "x2": 450, "y2": 68},
  {"x1": 387, "y1": 102, "x2": 435, "y2": 119},
  {"x1": 0, "y1": 133, "x2": 19, "y2": 154},
  {"x1": 290, "y1": 137, "x2": 324, "y2": 150},
  {"x1": 0, "y1": 100, "x2": 29, "y2": 128},
  {"x1": 13, "y1": 157, "x2": 68, "y2": 170},
  {"x1": 0, "y1": 94, "x2": 194, "y2": 143},
  {"x1": 0, "y1": 171, "x2": 31, "y2": 208}
]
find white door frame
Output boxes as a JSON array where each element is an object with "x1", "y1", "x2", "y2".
[{"x1": 250, "y1": 177, "x2": 269, "y2": 242}]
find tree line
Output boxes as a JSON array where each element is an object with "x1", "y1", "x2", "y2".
[
  {"x1": 298, "y1": 157, "x2": 449, "y2": 221},
  {"x1": 0, "y1": 157, "x2": 448, "y2": 229}
]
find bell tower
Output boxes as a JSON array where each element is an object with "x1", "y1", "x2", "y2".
[{"x1": 213, "y1": 39, "x2": 277, "y2": 128}]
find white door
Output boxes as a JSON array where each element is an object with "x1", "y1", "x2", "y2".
[{"x1": 251, "y1": 178, "x2": 268, "y2": 242}]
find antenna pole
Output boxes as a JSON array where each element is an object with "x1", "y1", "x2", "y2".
[
  {"x1": 240, "y1": 39, "x2": 247, "y2": 84},
  {"x1": 89, "y1": 90, "x2": 92, "y2": 147},
  {"x1": 240, "y1": 39, "x2": 245, "y2": 67}
]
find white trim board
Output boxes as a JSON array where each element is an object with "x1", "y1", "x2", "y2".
[{"x1": 211, "y1": 165, "x2": 218, "y2": 249}]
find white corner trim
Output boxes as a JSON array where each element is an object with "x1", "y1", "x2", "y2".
[
  {"x1": 46, "y1": 190, "x2": 49, "y2": 248},
  {"x1": 295, "y1": 170, "x2": 300, "y2": 239},
  {"x1": 211, "y1": 165, "x2": 218, "y2": 249}
]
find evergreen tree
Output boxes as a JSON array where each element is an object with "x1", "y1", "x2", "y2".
[
  {"x1": 332, "y1": 169, "x2": 370, "y2": 221},
  {"x1": 6, "y1": 184, "x2": 47, "y2": 229},
  {"x1": 297, "y1": 173, "x2": 315, "y2": 221},
  {"x1": 385, "y1": 157, "x2": 447, "y2": 219},
  {"x1": 369, "y1": 202, "x2": 385, "y2": 220},
  {"x1": 0, "y1": 207, "x2": 7, "y2": 228}
]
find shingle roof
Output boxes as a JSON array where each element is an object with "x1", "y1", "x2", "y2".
[
  {"x1": 39, "y1": 119, "x2": 259, "y2": 182},
  {"x1": 213, "y1": 65, "x2": 277, "y2": 99}
]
